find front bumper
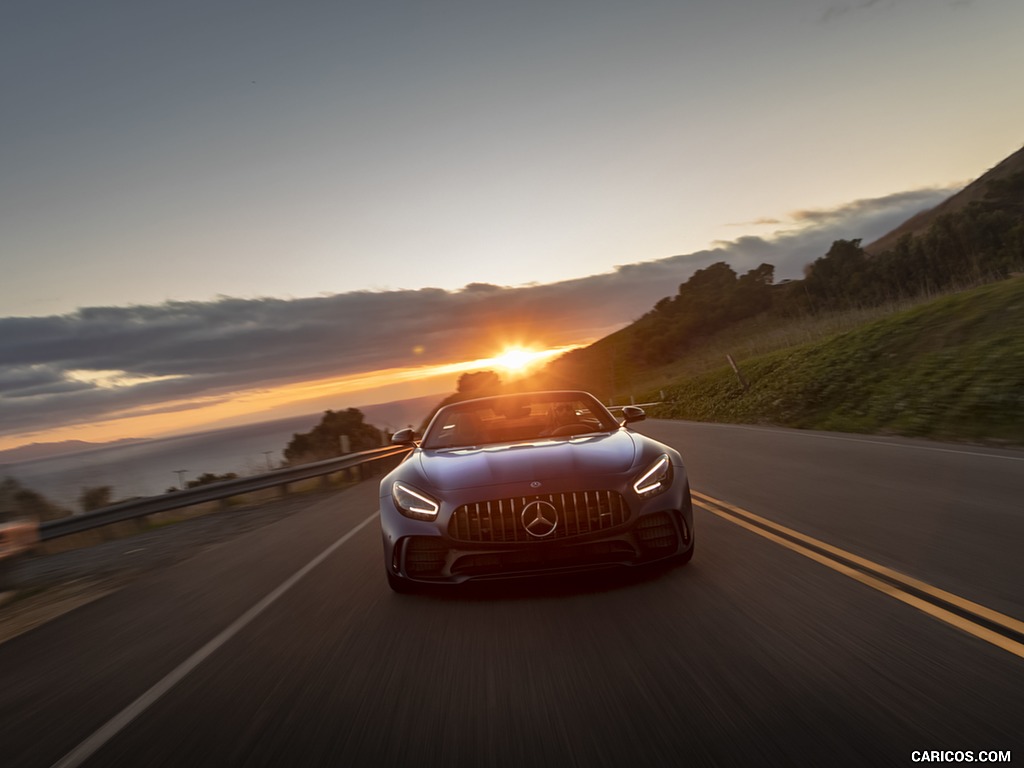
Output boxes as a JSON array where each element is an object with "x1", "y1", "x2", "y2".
[{"x1": 380, "y1": 481, "x2": 693, "y2": 585}]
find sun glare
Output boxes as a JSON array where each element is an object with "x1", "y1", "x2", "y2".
[
  {"x1": 485, "y1": 345, "x2": 576, "y2": 375},
  {"x1": 492, "y1": 347, "x2": 538, "y2": 373}
]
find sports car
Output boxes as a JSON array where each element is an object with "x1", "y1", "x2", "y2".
[{"x1": 379, "y1": 390, "x2": 694, "y2": 591}]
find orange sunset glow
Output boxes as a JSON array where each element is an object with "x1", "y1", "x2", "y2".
[
  {"x1": 0, "y1": 343, "x2": 581, "y2": 452},
  {"x1": 490, "y1": 346, "x2": 563, "y2": 374}
]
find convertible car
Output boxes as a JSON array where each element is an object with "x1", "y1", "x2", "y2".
[{"x1": 379, "y1": 390, "x2": 694, "y2": 591}]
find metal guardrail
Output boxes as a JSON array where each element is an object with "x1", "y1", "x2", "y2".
[
  {"x1": 36, "y1": 444, "x2": 412, "y2": 542},
  {"x1": 16, "y1": 403, "x2": 661, "y2": 546}
]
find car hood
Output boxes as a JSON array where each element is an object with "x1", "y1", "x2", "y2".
[{"x1": 415, "y1": 430, "x2": 638, "y2": 492}]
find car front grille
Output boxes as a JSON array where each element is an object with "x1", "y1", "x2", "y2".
[{"x1": 448, "y1": 490, "x2": 629, "y2": 543}]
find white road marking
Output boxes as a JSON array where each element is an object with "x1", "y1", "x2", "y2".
[{"x1": 51, "y1": 512, "x2": 378, "y2": 768}]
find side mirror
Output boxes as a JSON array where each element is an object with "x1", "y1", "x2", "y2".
[
  {"x1": 621, "y1": 406, "x2": 646, "y2": 424},
  {"x1": 391, "y1": 428, "x2": 418, "y2": 445}
]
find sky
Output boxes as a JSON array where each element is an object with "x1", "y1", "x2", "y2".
[{"x1": 2, "y1": 0, "x2": 1022, "y2": 451}]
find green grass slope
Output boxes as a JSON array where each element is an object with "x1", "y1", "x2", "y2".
[{"x1": 649, "y1": 278, "x2": 1024, "y2": 445}]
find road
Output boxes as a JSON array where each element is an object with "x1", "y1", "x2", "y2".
[{"x1": 1, "y1": 420, "x2": 1021, "y2": 767}]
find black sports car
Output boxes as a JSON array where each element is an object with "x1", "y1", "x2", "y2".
[{"x1": 379, "y1": 390, "x2": 694, "y2": 591}]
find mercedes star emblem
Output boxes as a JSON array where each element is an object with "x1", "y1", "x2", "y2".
[{"x1": 521, "y1": 500, "x2": 558, "y2": 538}]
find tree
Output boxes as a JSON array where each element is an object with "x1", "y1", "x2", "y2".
[
  {"x1": 284, "y1": 408, "x2": 384, "y2": 464},
  {"x1": 457, "y1": 370, "x2": 503, "y2": 396},
  {"x1": 802, "y1": 239, "x2": 869, "y2": 309},
  {"x1": 627, "y1": 262, "x2": 779, "y2": 366},
  {"x1": 0, "y1": 478, "x2": 68, "y2": 522},
  {"x1": 78, "y1": 485, "x2": 114, "y2": 513}
]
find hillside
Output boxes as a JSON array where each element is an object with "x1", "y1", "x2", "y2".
[
  {"x1": 648, "y1": 277, "x2": 1024, "y2": 445},
  {"x1": 436, "y1": 144, "x2": 1024, "y2": 445},
  {"x1": 525, "y1": 142, "x2": 1024, "y2": 407},
  {"x1": 865, "y1": 145, "x2": 1024, "y2": 255}
]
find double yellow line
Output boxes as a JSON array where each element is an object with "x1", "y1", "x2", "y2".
[{"x1": 692, "y1": 490, "x2": 1024, "y2": 660}]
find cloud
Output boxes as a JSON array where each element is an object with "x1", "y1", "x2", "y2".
[
  {"x1": 0, "y1": 185, "x2": 956, "y2": 441},
  {"x1": 787, "y1": 187, "x2": 958, "y2": 227},
  {"x1": 820, "y1": 0, "x2": 889, "y2": 23},
  {"x1": 729, "y1": 217, "x2": 784, "y2": 227}
]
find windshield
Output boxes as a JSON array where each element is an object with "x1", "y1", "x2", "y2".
[{"x1": 421, "y1": 391, "x2": 620, "y2": 449}]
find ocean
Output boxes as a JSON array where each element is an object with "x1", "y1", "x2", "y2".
[{"x1": 1, "y1": 413, "x2": 332, "y2": 512}]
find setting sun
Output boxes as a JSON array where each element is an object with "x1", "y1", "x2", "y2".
[
  {"x1": 485, "y1": 345, "x2": 575, "y2": 375},
  {"x1": 492, "y1": 347, "x2": 540, "y2": 373}
]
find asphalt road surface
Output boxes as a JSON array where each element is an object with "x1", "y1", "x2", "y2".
[{"x1": 1, "y1": 420, "x2": 1021, "y2": 767}]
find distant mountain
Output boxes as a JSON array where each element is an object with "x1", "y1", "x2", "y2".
[
  {"x1": 865, "y1": 145, "x2": 1024, "y2": 255},
  {"x1": 0, "y1": 394, "x2": 443, "y2": 469},
  {"x1": 0, "y1": 437, "x2": 149, "y2": 464}
]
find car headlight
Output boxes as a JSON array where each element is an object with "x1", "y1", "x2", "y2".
[
  {"x1": 392, "y1": 481, "x2": 440, "y2": 520},
  {"x1": 632, "y1": 454, "x2": 672, "y2": 498}
]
